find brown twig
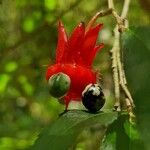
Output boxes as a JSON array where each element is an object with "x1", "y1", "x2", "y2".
[
  {"x1": 110, "y1": 26, "x2": 121, "y2": 111},
  {"x1": 108, "y1": 0, "x2": 121, "y2": 111},
  {"x1": 108, "y1": 0, "x2": 135, "y2": 120},
  {"x1": 83, "y1": 0, "x2": 134, "y2": 115},
  {"x1": 85, "y1": 8, "x2": 113, "y2": 32}
]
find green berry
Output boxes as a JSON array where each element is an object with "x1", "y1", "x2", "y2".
[{"x1": 48, "y1": 72, "x2": 71, "y2": 98}]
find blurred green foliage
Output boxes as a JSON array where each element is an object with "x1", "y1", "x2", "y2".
[
  {"x1": 122, "y1": 26, "x2": 150, "y2": 150},
  {"x1": 0, "y1": 0, "x2": 149, "y2": 149}
]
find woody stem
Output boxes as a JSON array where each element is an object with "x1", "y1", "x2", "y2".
[
  {"x1": 110, "y1": 26, "x2": 121, "y2": 111},
  {"x1": 108, "y1": 0, "x2": 135, "y2": 118},
  {"x1": 86, "y1": 8, "x2": 113, "y2": 32},
  {"x1": 87, "y1": 0, "x2": 134, "y2": 115}
]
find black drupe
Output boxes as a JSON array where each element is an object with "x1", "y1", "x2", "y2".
[{"x1": 82, "y1": 85, "x2": 105, "y2": 113}]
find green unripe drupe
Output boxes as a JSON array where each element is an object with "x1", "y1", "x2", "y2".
[{"x1": 48, "y1": 72, "x2": 71, "y2": 98}]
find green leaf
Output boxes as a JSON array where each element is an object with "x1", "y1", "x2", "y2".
[
  {"x1": 29, "y1": 110, "x2": 118, "y2": 150},
  {"x1": 101, "y1": 132, "x2": 116, "y2": 150},
  {"x1": 101, "y1": 114, "x2": 145, "y2": 150},
  {"x1": 123, "y1": 120, "x2": 140, "y2": 140},
  {"x1": 121, "y1": 26, "x2": 150, "y2": 149}
]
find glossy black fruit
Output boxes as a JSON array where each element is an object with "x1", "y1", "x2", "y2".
[{"x1": 82, "y1": 84, "x2": 105, "y2": 113}]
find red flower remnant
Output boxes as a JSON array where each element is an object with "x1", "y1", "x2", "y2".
[{"x1": 46, "y1": 20, "x2": 104, "y2": 109}]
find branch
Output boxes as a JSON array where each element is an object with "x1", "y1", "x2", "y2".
[
  {"x1": 108, "y1": 0, "x2": 114, "y2": 9},
  {"x1": 108, "y1": 0, "x2": 135, "y2": 119},
  {"x1": 111, "y1": 26, "x2": 121, "y2": 111},
  {"x1": 108, "y1": 0, "x2": 129, "y2": 32},
  {"x1": 85, "y1": 8, "x2": 113, "y2": 32},
  {"x1": 121, "y1": 0, "x2": 131, "y2": 18},
  {"x1": 116, "y1": 0, "x2": 135, "y2": 109}
]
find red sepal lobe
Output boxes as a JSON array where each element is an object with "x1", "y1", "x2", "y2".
[{"x1": 56, "y1": 21, "x2": 68, "y2": 63}]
